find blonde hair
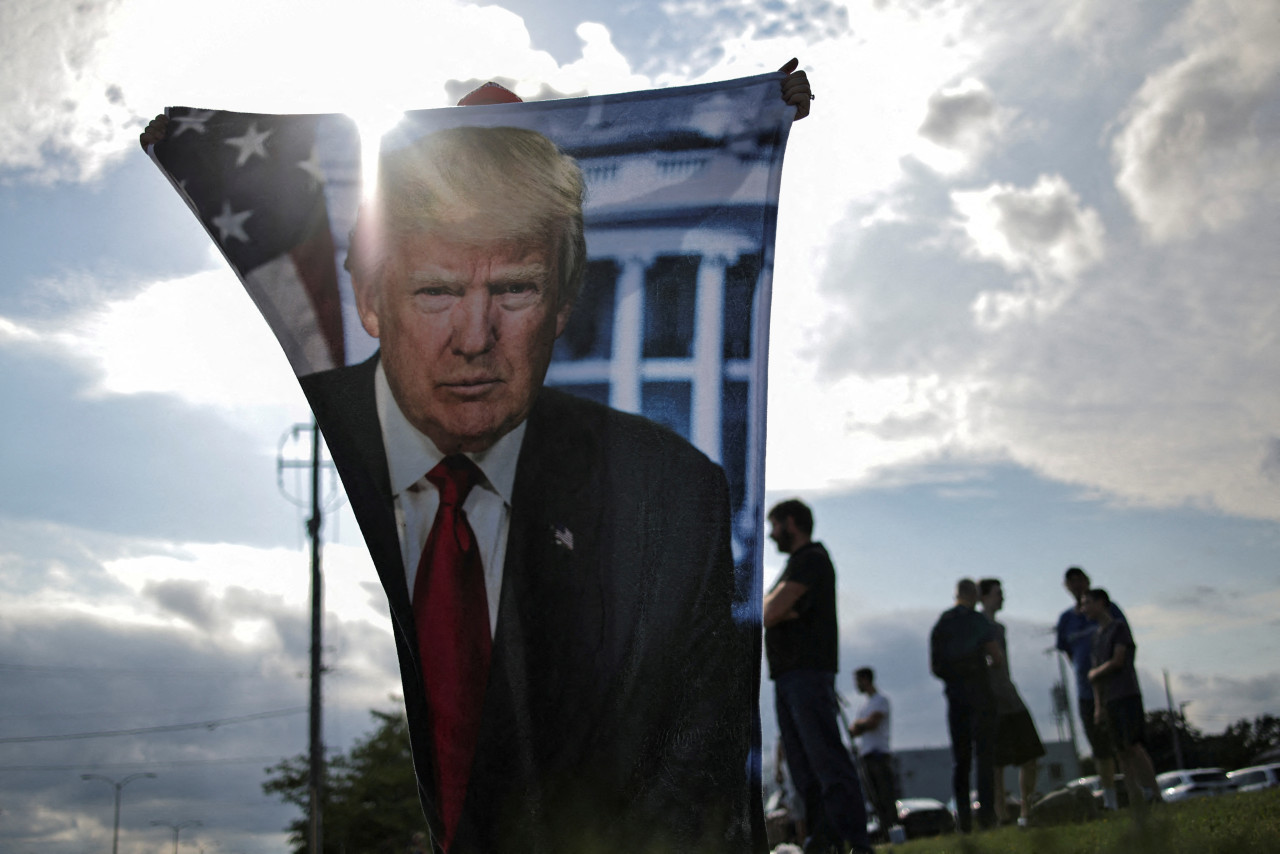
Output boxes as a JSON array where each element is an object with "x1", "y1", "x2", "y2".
[{"x1": 347, "y1": 126, "x2": 586, "y2": 308}]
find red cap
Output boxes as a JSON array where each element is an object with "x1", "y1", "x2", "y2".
[{"x1": 456, "y1": 82, "x2": 523, "y2": 107}]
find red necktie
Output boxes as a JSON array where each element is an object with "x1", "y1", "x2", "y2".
[{"x1": 413, "y1": 455, "x2": 491, "y2": 850}]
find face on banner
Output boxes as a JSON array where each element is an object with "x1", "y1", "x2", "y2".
[
  {"x1": 150, "y1": 76, "x2": 792, "y2": 853},
  {"x1": 356, "y1": 230, "x2": 571, "y2": 456}
]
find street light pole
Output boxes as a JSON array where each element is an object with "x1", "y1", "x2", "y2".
[
  {"x1": 82, "y1": 772, "x2": 157, "y2": 854},
  {"x1": 151, "y1": 819, "x2": 202, "y2": 854}
]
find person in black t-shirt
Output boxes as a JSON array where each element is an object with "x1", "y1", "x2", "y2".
[
  {"x1": 764, "y1": 499, "x2": 872, "y2": 854},
  {"x1": 1085, "y1": 587, "x2": 1163, "y2": 808}
]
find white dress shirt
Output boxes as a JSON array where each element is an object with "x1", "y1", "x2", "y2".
[{"x1": 374, "y1": 361, "x2": 524, "y2": 637}]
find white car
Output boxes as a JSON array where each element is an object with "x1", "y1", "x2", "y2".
[
  {"x1": 1227, "y1": 763, "x2": 1280, "y2": 793},
  {"x1": 1156, "y1": 768, "x2": 1237, "y2": 802},
  {"x1": 1064, "y1": 773, "x2": 1129, "y2": 808},
  {"x1": 895, "y1": 798, "x2": 955, "y2": 838}
]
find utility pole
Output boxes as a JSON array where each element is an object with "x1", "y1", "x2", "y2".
[
  {"x1": 1057, "y1": 651, "x2": 1080, "y2": 759},
  {"x1": 82, "y1": 772, "x2": 156, "y2": 854},
  {"x1": 151, "y1": 819, "x2": 201, "y2": 854},
  {"x1": 1164, "y1": 669, "x2": 1186, "y2": 769},
  {"x1": 1045, "y1": 641, "x2": 1081, "y2": 763},
  {"x1": 278, "y1": 421, "x2": 339, "y2": 854}
]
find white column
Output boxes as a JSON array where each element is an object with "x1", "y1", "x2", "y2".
[
  {"x1": 609, "y1": 255, "x2": 648, "y2": 414},
  {"x1": 691, "y1": 253, "x2": 729, "y2": 462}
]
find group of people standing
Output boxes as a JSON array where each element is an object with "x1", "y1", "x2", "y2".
[
  {"x1": 764, "y1": 496, "x2": 1163, "y2": 853},
  {"x1": 929, "y1": 577, "x2": 1047, "y2": 831},
  {"x1": 931, "y1": 565, "x2": 1163, "y2": 833},
  {"x1": 1056, "y1": 567, "x2": 1163, "y2": 811}
]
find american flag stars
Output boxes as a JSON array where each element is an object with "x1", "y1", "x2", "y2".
[
  {"x1": 223, "y1": 122, "x2": 273, "y2": 167},
  {"x1": 297, "y1": 145, "x2": 325, "y2": 187},
  {"x1": 152, "y1": 107, "x2": 353, "y2": 373},
  {"x1": 155, "y1": 109, "x2": 345, "y2": 276},
  {"x1": 211, "y1": 200, "x2": 252, "y2": 243},
  {"x1": 169, "y1": 109, "x2": 214, "y2": 138}
]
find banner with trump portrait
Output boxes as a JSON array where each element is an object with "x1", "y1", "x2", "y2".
[{"x1": 148, "y1": 74, "x2": 793, "y2": 854}]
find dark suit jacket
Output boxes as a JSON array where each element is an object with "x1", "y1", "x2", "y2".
[{"x1": 300, "y1": 355, "x2": 759, "y2": 854}]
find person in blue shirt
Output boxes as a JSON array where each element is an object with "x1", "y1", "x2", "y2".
[{"x1": 1055, "y1": 566, "x2": 1125, "y2": 809}]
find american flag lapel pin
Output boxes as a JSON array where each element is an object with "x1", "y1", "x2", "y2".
[{"x1": 552, "y1": 524, "x2": 574, "y2": 551}]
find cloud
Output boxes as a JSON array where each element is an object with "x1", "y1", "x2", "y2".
[
  {"x1": 0, "y1": 604, "x2": 370, "y2": 853},
  {"x1": 971, "y1": 218, "x2": 1280, "y2": 521},
  {"x1": 653, "y1": 0, "x2": 851, "y2": 75},
  {"x1": 550, "y1": 22, "x2": 653, "y2": 95},
  {"x1": 952, "y1": 174, "x2": 1105, "y2": 283},
  {"x1": 0, "y1": 523, "x2": 400, "y2": 852},
  {"x1": 0, "y1": 0, "x2": 138, "y2": 183},
  {"x1": 1263, "y1": 437, "x2": 1280, "y2": 482},
  {"x1": 1174, "y1": 672, "x2": 1280, "y2": 733},
  {"x1": 143, "y1": 577, "x2": 219, "y2": 630},
  {"x1": 1, "y1": 0, "x2": 659, "y2": 186},
  {"x1": 0, "y1": 327, "x2": 304, "y2": 544},
  {"x1": 916, "y1": 79, "x2": 1013, "y2": 172},
  {"x1": 951, "y1": 173, "x2": 1105, "y2": 327},
  {"x1": 53, "y1": 265, "x2": 310, "y2": 410},
  {"x1": 1128, "y1": 588, "x2": 1280, "y2": 643},
  {"x1": 805, "y1": 214, "x2": 1280, "y2": 522},
  {"x1": 766, "y1": 0, "x2": 1280, "y2": 523},
  {"x1": 921, "y1": 81, "x2": 998, "y2": 148},
  {"x1": 440, "y1": 18, "x2": 655, "y2": 104},
  {"x1": 1112, "y1": 0, "x2": 1280, "y2": 242}
]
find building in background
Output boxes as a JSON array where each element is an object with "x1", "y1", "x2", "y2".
[
  {"x1": 894, "y1": 740, "x2": 1081, "y2": 805},
  {"x1": 542, "y1": 89, "x2": 786, "y2": 611}
]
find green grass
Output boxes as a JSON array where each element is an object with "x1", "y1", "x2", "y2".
[{"x1": 883, "y1": 787, "x2": 1280, "y2": 854}]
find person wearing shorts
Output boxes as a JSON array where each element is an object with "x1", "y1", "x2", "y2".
[
  {"x1": 1057, "y1": 566, "x2": 1124, "y2": 809},
  {"x1": 1085, "y1": 588, "x2": 1162, "y2": 809},
  {"x1": 979, "y1": 579, "x2": 1046, "y2": 826}
]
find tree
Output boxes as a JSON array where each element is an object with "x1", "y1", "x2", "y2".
[
  {"x1": 264, "y1": 709, "x2": 428, "y2": 854},
  {"x1": 1143, "y1": 709, "x2": 1205, "y2": 772},
  {"x1": 1201, "y1": 714, "x2": 1280, "y2": 770},
  {"x1": 1142, "y1": 711, "x2": 1280, "y2": 773}
]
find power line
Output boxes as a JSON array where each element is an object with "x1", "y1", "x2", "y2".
[
  {"x1": 0, "y1": 707, "x2": 307, "y2": 744},
  {"x1": 0, "y1": 693, "x2": 311, "y2": 725},
  {"x1": 0, "y1": 755, "x2": 289, "y2": 772},
  {"x1": 0, "y1": 662, "x2": 263, "y2": 677}
]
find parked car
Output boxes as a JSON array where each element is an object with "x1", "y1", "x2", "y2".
[
  {"x1": 1063, "y1": 773, "x2": 1129, "y2": 809},
  {"x1": 1156, "y1": 768, "x2": 1237, "y2": 802},
  {"x1": 1227, "y1": 763, "x2": 1280, "y2": 793},
  {"x1": 946, "y1": 789, "x2": 1024, "y2": 823},
  {"x1": 896, "y1": 798, "x2": 956, "y2": 839}
]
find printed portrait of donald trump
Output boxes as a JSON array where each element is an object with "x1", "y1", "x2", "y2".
[{"x1": 300, "y1": 125, "x2": 755, "y2": 854}]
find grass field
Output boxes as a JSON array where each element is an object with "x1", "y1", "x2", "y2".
[{"x1": 884, "y1": 787, "x2": 1280, "y2": 854}]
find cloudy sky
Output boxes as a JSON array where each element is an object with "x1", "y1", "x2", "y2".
[{"x1": 2, "y1": 0, "x2": 1278, "y2": 851}]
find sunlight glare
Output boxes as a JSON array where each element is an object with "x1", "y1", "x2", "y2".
[{"x1": 348, "y1": 106, "x2": 407, "y2": 200}]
